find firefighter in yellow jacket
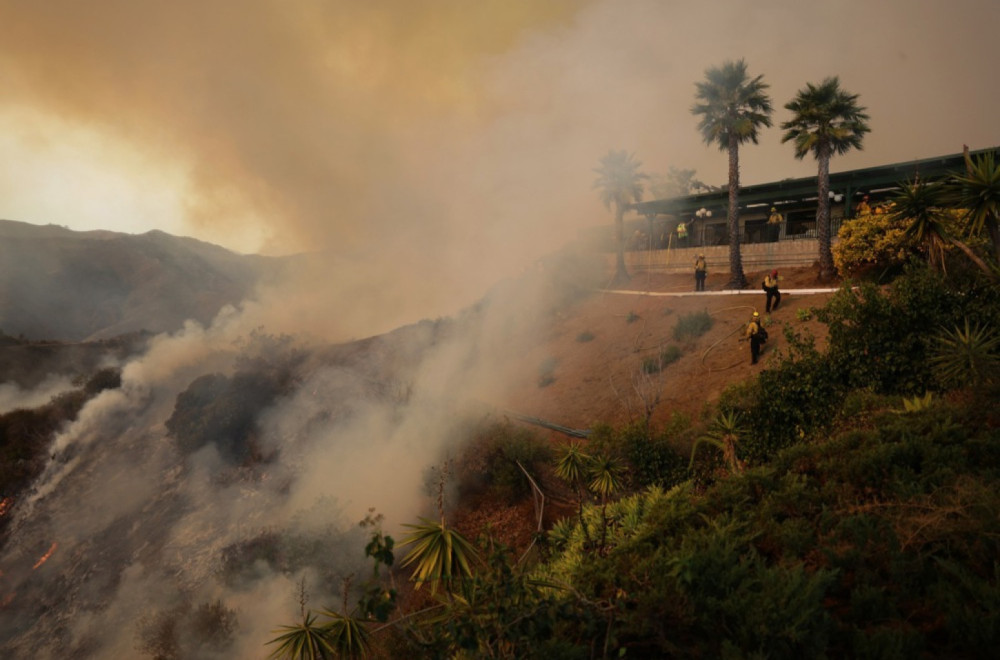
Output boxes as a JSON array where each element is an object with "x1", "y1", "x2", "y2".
[
  {"x1": 746, "y1": 311, "x2": 767, "y2": 365},
  {"x1": 762, "y1": 269, "x2": 781, "y2": 313},
  {"x1": 694, "y1": 253, "x2": 707, "y2": 291}
]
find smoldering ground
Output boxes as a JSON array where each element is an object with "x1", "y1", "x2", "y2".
[{"x1": 0, "y1": 245, "x2": 601, "y2": 657}]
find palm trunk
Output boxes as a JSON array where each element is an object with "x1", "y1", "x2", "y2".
[
  {"x1": 816, "y1": 145, "x2": 835, "y2": 281},
  {"x1": 613, "y1": 203, "x2": 629, "y2": 285},
  {"x1": 950, "y1": 235, "x2": 997, "y2": 277},
  {"x1": 726, "y1": 136, "x2": 747, "y2": 289}
]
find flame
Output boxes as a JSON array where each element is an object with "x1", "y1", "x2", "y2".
[
  {"x1": 0, "y1": 591, "x2": 14, "y2": 608},
  {"x1": 32, "y1": 542, "x2": 58, "y2": 570},
  {"x1": 0, "y1": 497, "x2": 12, "y2": 517}
]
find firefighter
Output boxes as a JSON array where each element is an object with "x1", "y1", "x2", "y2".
[
  {"x1": 694, "y1": 253, "x2": 707, "y2": 291},
  {"x1": 762, "y1": 269, "x2": 781, "y2": 313},
  {"x1": 746, "y1": 311, "x2": 767, "y2": 365}
]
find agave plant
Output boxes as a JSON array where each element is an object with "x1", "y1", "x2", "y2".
[
  {"x1": 399, "y1": 517, "x2": 478, "y2": 595},
  {"x1": 930, "y1": 319, "x2": 1000, "y2": 388}
]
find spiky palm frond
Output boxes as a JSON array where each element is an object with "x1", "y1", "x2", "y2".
[
  {"x1": 554, "y1": 442, "x2": 591, "y2": 487},
  {"x1": 267, "y1": 611, "x2": 335, "y2": 660},
  {"x1": 316, "y1": 610, "x2": 371, "y2": 660},
  {"x1": 399, "y1": 518, "x2": 478, "y2": 595},
  {"x1": 950, "y1": 150, "x2": 1000, "y2": 238},
  {"x1": 781, "y1": 77, "x2": 870, "y2": 161},
  {"x1": 690, "y1": 410, "x2": 746, "y2": 474},
  {"x1": 930, "y1": 319, "x2": 1000, "y2": 387},
  {"x1": 587, "y1": 454, "x2": 624, "y2": 498}
]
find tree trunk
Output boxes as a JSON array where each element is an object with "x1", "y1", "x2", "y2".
[
  {"x1": 726, "y1": 136, "x2": 747, "y2": 289},
  {"x1": 613, "y1": 203, "x2": 629, "y2": 285},
  {"x1": 816, "y1": 146, "x2": 835, "y2": 281}
]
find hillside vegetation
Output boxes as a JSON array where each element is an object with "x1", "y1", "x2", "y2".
[{"x1": 270, "y1": 262, "x2": 1000, "y2": 659}]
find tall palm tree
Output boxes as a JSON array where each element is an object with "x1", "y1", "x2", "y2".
[
  {"x1": 781, "y1": 77, "x2": 870, "y2": 281},
  {"x1": 948, "y1": 148, "x2": 1000, "y2": 263},
  {"x1": 593, "y1": 149, "x2": 648, "y2": 285},
  {"x1": 692, "y1": 59, "x2": 773, "y2": 289}
]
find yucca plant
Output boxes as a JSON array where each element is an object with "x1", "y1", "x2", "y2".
[
  {"x1": 689, "y1": 410, "x2": 747, "y2": 475},
  {"x1": 267, "y1": 611, "x2": 335, "y2": 660},
  {"x1": 587, "y1": 455, "x2": 625, "y2": 499},
  {"x1": 399, "y1": 517, "x2": 478, "y2": 595},
  {"x1": 555, "y1": 442, "x2": 594, "y2": 548},
  {"x1": 930, "y1": 319, "x2": 1000, "y2": 388},
  {"x1": 316, "y1": 609, "x2": 370, "y2": 659}
]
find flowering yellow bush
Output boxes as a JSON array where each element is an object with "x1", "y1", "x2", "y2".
[{"x1": 833, "y1": 211, "x2": 912, "y2": 276}]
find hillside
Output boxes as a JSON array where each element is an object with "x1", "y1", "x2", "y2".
[
  {"x1": 0, "y1": 219, "x2": 291, "y2": 341},
  {"x1": 496, "y1": 265, "x2": 837, "y2": 430}
]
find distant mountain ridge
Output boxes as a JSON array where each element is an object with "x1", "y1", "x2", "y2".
[{"x1": 0, "y1": 219, "x2": 292, "y2": 341}]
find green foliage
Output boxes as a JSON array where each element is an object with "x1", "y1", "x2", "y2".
[
  {"x1": 795, "y1": 307, "x2": 813, "y2": 321},
  {"x1": 575, "y1": 330, "x2": 595, "y2": 342},
  {"x1": 689, "y1": 410, "x2": 746, "y2": 474},
  {"x1": 672, "y1": 309, "x2": 714, "y2": 341},
  {"x1": 267, "y1": 611, "x2": 337, "y2": 660},
  {"x1": 454, "y1": 421, "x2": 552, "y2": 505},
  {"x1": 399, "y1": 518, "x2": 479, "y2": 595},
  {"x1": 930, "y1": 319, "x2": 1000, "y2": 387},
  {"x1": 833, "y1": 209, "x2": 912, "y2": 277},
  {"x1": 641, "y1": 345, "x2": 682, "y2": 374},
  {"x1": 625, "y1": 311, "x2": 639, "y2": 324}
]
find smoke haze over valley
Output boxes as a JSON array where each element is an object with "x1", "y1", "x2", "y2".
[{"x1": 1, "y1": 1, "x2": 999, "y2": 656}]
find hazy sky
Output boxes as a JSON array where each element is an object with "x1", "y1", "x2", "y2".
[{"x1": 0, "y1": 0, "x2": 997, "y2": 326}]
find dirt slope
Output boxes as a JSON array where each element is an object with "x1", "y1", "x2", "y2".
[{"x1": 497, "y1": 266, "x2": 838, "y2": 431}]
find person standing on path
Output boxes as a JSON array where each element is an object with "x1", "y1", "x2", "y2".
[
  {"x1": 762, "y1": 269, "x2": 781, "y2": 313},
  {"x1": 694, "y1": 253, "x2": 707, "y2": 292}
]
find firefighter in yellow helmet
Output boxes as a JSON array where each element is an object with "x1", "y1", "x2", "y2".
[
  {"x1": 694, "y1": 253, "x2": 707, "y2": 291},
  {"x1": 762, "y1": 269, "x2": 781, "y2": 313},
  {"x1": 745, "y1": 311, "x2": 767, "y2": 365}
]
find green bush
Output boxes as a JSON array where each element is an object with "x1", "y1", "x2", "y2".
[
  {"x1": 575, "y1": 330, "x2": 595, "y2": 343},
  {"x1": 453, "y1": 421, "x2": 552, "y2": 505},
  {"x1": 641, "y1": 345, "x2": 682, "y2": 374},
  {"x1": 672, "y1": 310, "x2": 714, "y2": 341}
]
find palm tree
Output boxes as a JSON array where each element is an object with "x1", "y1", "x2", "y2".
[
  {"x1": 781, "y1": 77, "x2": 870, "y2": 281},
  {"x1": 889, "y1": 179, "x2": 992, "y2": 275},
  {"x1": 692, "y1": 59, "x2": 773, "y2": 289},
  {"x1": 947, "y1": 148, "x2": 1000, "y2": 262},
  {"x1": 593, "y1": 149, "x2": 649, "y2": 285}
]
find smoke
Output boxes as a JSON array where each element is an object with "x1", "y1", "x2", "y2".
[
  {"x1": 0, "y1": 241, "x2": 596, "y2": 657},
  {"x1": 1, "y1": 0, "x2": 997, "y2": 338},
  {"x1": 1, "y1": 0, "x2": 998, "y2": 654},
  {"x1": 0, "y1": 375, "x2": 75, "y2": 415}
]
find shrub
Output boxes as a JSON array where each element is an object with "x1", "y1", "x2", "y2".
[
  {"x1": 672, "y1": 310, "x2": 714, "y2": 341},
  {"x1": 626, "y1": 311, "x2": 640, "y2": 324},
  {"x1": 453, "y1": 421, "x2": 552, "y2": 504},
  {"x1": 832, "y1": 209, "x2": 913, "y2": 278},
  {"x1": 641, "y1": 345, "x2": 682, "y2": 374},
  {"x1": 575, "y1": 330, "x2": 595, "y2": 343}
]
